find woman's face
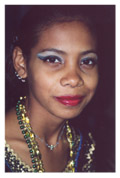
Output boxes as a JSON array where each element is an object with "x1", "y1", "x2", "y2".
[{"x1": 27, "y1": 21, "x2": 99, "y2": 119}]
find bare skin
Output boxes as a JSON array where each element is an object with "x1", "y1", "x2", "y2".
[{"x1": 5, "y1": 21, "x2": 99, "y2": 172}]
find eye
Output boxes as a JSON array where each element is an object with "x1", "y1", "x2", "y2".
[
  {"x1": 43, "y1": 56, "x2": 62, "y2": 64},
  {"x1": 80, "y1": 57, "x2": 97, "y2": 69},
  {"x1": 37, "y1": 54, "x2": 64, "y2": 65}
]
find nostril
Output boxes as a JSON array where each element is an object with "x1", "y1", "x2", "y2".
[
  {"x1": 60, "y1": 74, "x2": 84, "y2": 88},
  {"x1": 60, "y1": 78, "x2": 69, "y2": 87}
]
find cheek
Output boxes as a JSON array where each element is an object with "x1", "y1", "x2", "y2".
[
  {"x1": 27, "y1": 68, "x2": 57, "y2": 96},
  {"x1": 88, "y1": 77, "x2": 98, "y2": 90},
  {"x1": 86, "y1": 72, "x2": 99, "y2": 97}
]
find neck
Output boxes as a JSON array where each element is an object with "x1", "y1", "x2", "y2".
[{"x1": 26, "y1": 95, "x2": 67, "y2": 146}]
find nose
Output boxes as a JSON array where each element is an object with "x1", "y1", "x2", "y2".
[{"x1": 60, "y1": 69, "x2": 84, "y2": 88}]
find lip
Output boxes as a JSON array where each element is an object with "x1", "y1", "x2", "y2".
[{"x1": 55, "y1": 95, "x2": 84, "y2": 106}]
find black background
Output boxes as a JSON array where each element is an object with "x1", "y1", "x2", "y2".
[{"x1": 5, "y1": 5, "x2": 115, "y2": 172}]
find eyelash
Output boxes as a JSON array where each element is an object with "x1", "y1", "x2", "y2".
[
  {"x1": 80, "y1": 57, "x2": 97, "y2": 68},
  {"x1": 38, "y1": 55, "x2": 63, "y2": 64},
  {"x1": 37, "y1": 54, "x2": 97, "y2": 69}
]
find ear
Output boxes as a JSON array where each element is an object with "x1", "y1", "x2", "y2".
[{"x1": 13, "y1": 47, "x2": 27, "y2": 79}]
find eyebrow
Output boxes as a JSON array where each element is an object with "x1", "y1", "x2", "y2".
[
  {"x1": 38, "y1": 48, "x2": 67, "y2": 55},
  {"x1": 38, "y1": 48, "x2": 97, "y2": 56},
  {"x1": 80, "y1": 50, "x2": 97, "y2": 56}
]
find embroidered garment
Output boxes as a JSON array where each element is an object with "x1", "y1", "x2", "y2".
[{"x1": 5, "y1": 128, "x2": 95, "y2": 172}]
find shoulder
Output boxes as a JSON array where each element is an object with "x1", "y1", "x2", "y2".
[{"x1": 5, "y1": 107, "x2": 24, "y2": 146}]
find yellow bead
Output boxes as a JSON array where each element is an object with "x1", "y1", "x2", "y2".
[
  {"x1": 26, "y1": 125, "x2": 31, "y2": 131},
  {"x1": 67, "y1": 128, "x2": 71, "y2": 133},
  {"x1": 26, "y1": 125, "x2": 30, "y2": 129},
  {"x1": 36, "y1": 150, "x2": 40, "y2": 155},
  {"x1": 22, "y1": 116, "x2": 26, "y2": 121},
  {"x1": 34, "y1": 158, "x2": 38, "y2": 162},
  {"x1": 70, "y1": 150, "x2": 73, "y2": 157},
  {"x1": 67, "y1": 138, "x2": 72, "y2": 143},
  {"x1": 34, "y1": 145, "x2": 38, "y2": 149},
  {"x1": 72, "y1": 167, "x2": 75, "y2": 172},
  {"x1": 39, "y1": 160, "x2": 43, "y2": 165},
  {"x1": 20, "y1": 97, "x2": 23, "y2": 100},
  {"x1": 23, "y1": 109, "x2": 27, "y2": 113},
  {"x1": 30, "y1": 132, "x2": 35, "y2": 138},
  {"x1": 22, "y1": 113, "x2": 25, "y2": 117},
  {"x1": 36, "y1": 162, "x2": 39, "y2": 166},
  {"x1": 71, "y1": 160, "x2": 75, "y2": 166},
  {"x1": 25, "y1": 117, "x2": 30, "y2": 123},
  {"x1": 69, "y1": 144, "x2": 73, "y2": 149},
  {"x1": 36, "y1": 165, "x2": 40, "y2": 170},
  {"x1": 31, "y1": 141, "x2": 36, "y2": 145},
  {"x1": 68, "y1": 160, "x2": 74, "y2": 167}
]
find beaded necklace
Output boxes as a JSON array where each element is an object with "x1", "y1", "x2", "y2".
[
  {"x1": 16, "y1": 96, "x2": 75, "y2": 172},
  {"x1": 35, "y1": 125, "x2": 65, "y2": 151}
]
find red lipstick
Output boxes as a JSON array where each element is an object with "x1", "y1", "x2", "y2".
[{"x1": 55, "y1": 95, "x2": 84, "y2": 106}]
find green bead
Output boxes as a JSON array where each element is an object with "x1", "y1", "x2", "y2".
[
  {"x1": 16, "y1": 108, "x2": 19, "y2": 111},
  {"x1": 24, "y1": 135, "x2": 28, "y2": 139},
  {"x1": 24, "y1": 132, "x2": 30, "y2": 139},
  {"x1": 17, "y1": 101, "x2": 20, "y2": 104},
  {"x1": 19, "y1": 121, "x2": 23, "y2": 125},
  {"x1": 16, "y1": 104, "x2": 19, "y2": 108},
  {"x1": 29, "y1": 149, "x2": 33, "y2": 153},
  {"x1": 26, "y1": 139, "x2": 30, "y2": 143},
  {"x1": 20, "y1": 125, "x2": 24, "y2": 129},
  {"x1": 16, "y1": 111, "x2": 20, "y2": 115},
  {"x1": 26, "y1": 132, "x2": 30, "y2": 137},
  {"x1": 32, "y1": 159, "x2": 35, "y2": 163},
  {"x1": 28, "y1": 144, "x2": 32, "y2": 148},
  {"x1": 17, "y1": 116, "x2": 21, "y2": 120},
  {"x1": 22, "y1": 130, "x2": 25, "y2": 134},
  {"x1": 33, "y1": 164, "x2": 36, "y2": 168},
  {"x1": 30, "y1": 154, "x2": 34, "y2": 158}
]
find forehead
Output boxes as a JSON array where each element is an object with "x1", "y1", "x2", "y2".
[{"x1": 34, "y1": 21, "x2": 96, "y2": 52}]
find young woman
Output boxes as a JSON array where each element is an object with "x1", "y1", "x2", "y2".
[{"x1": 5, "y1": 5, "x2": 99, "y2": 172}]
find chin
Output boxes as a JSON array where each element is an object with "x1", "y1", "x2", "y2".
[{"x1": 56, "y1": 108, "x2": 84, "y2": 120}]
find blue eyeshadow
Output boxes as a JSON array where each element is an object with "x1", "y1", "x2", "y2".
[{"x1": 37, "y1": 54, "x2": 46, "y2": 60}]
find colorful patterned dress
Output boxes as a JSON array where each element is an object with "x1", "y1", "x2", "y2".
[{"x1": 5, "y1": 127, "x2": 95, "y2": 172}]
